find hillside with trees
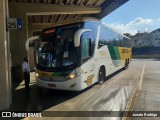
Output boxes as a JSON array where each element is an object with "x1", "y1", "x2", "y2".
[{"x1": 124, "y1": 28, "x2": 160, "y2": 58}]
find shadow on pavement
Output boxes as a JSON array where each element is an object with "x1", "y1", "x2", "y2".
[{"x1": 6, "y1": 67, "x2": 125, "y2": 113}]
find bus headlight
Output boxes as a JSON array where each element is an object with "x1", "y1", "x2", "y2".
[
  {"x1": 36, "y1": 73, "x2": 39, "y2": 77},
  {"x1": 68, "y1": 74, "x2": 76, "y2": 79}
]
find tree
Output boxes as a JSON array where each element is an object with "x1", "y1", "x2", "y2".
[{"x1": 123, "y1": 33, "x2": 132, "y2": 38}]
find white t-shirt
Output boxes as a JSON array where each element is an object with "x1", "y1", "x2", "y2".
[{"x1": 22, "y1": 62, "x2": 30, "y2": 72}]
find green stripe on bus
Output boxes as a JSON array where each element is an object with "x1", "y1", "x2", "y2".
[
  {"x1": 52, "y1": 71, "x2": 71, "y2": 76},
  {"x1": 113, "y1": 46, "x2": 120, "y2": 60},
  {"x1": 108, "y1": 46, "x2": 120, "y2": 60},
  {"x1": 108, "y1": 46, "x2": 121, "y2": 66},
  {"x1": 108, "y1": 46, "x2": 116, "y2": 60}
]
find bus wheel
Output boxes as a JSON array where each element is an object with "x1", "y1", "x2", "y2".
[
  {"x1": 124, "y1": 59, "x2": 129, "y2": 69},
  {"x1": 99, "y1": 68, "x2": 105, "y2": 84}
]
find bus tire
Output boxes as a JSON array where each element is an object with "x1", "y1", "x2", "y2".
[
  {"x1": 124, "y1": 59, "x2": 129, "y2": 69},
  {"x1": 98, "y1": 67, "x2": 105, "y2": 84}
]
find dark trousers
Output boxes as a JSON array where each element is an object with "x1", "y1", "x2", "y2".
[{"x1": 24, "y1": 72, "x2": 30, "y2": 91}]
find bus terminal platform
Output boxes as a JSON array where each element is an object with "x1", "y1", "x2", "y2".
[{"x1": 7, "y1": 59, "x2": 160, "y2": 120}]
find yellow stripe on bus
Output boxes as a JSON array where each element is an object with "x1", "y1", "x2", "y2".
[{"x1": 118, "y1": 47, "x2": 132, "y2": 67}]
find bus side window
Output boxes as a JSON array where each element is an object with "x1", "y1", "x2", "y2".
[
  {"x1": 81, "y1": 31, "x2": 92, "y2": 63},
  {"x1": 81, "y1": 38, "x2": 91, "y2": 59},
  {"x1": 98, "y1": 25, "x2": 107, "y2": 48}
]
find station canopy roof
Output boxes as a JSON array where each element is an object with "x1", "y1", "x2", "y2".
[{"x1": 8, "y1": 0, "x2": 129, "y2": 24}]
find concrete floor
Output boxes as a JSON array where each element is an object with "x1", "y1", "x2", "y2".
[
  {"x1": 6, "y1": 59, "x2": 160, "y2": 120},
  {"x1": 131, "y1": 59, "x2": 160, "y2": 120}
]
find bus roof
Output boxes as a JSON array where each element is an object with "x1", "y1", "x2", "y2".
[
  {"x1": 101, "y1": 22, "x2": 130, "y2": 40},
  {"x1": 43, "y1": 17, "x2": 130, "y2": 40}
]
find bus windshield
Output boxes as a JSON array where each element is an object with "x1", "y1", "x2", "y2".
[{"x1": 36, "y1": 24, "x2": 82, "y2": 69}]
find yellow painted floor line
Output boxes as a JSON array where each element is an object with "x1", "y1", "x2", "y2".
[
  {"x1": 122, "y1": 63, "x2": 146, "y2": 120},
  {"x1": 139, "y1": 63, "x2": 146, "y2": 90}
]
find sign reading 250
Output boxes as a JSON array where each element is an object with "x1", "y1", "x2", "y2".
[{"x1": 7, "y1": 18, "x2": 22, "y2": 29}]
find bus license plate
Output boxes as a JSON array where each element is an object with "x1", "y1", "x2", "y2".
[{"x1": 48, "y1": 84, "x2": 56, "y2": 87}]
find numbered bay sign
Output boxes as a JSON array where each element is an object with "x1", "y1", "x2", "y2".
[{"x1": 7, "y1": 18, "x2": 22, "y2": 29}]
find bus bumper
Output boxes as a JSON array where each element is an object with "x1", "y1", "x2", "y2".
[{"x1": 36, "y1": 77, "x2": 82, "y2": 91}]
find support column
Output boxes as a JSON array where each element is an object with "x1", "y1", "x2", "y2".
[
  {"x1": 9, "y1": 3, "x2": 28, "y2": 66},
  {"x1": 0, "y1": 0, "x2": 11, "y2": 110}
]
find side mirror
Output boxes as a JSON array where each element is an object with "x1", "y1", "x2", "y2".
[
  {"x1": 25, "y1": 36, "x2": 39, "y2": 51},
  {"x1": 74, "y1": 29, "x2": 92, "y2": 47},
  {"x1": 98, "y1": 43, "x2": 104, "y2": 49}
]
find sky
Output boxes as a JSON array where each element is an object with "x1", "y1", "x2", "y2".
[{"x1": 102, "y1": 0, "x2": 160, "y2": 35}]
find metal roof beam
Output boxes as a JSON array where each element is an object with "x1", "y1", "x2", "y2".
[
  {"x1": 97, "y1": 0, "x2": 129, "y2": 19},
  {"x1": 9, "y1": 2, "x2": 101, "y2": 15},
  {"x1": 28, "y1": 23, "x2": 54, "y2": 31}
]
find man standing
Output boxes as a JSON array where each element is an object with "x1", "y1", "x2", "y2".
[{"x1": 22, "y1": 57, "x2": 30, "y2": 91}]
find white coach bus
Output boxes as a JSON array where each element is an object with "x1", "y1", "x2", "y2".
[{"x1": 26, "y1": 18, "x2": 132, "y2": 91}]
